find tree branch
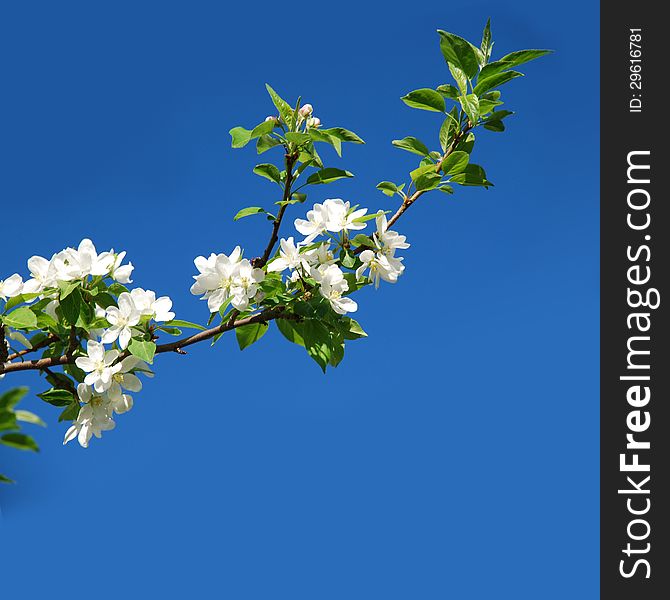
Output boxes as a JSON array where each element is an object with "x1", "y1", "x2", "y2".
[
  {"x1": 254, "y1": 152, "x2": 298, "y2": 268},
  {"x1": 0, "y1": 307, "x2": 297, "y2": 375}
]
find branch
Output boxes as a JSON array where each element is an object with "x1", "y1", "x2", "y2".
[
  {"x1": 0, "y1": 307, "x2": 297, "y2": 375},
  {"x1": 254, "y1": 152, "x2": 298, "y2": 268},
  {"x1": 386, "y1": 123, "x2": 472, "y2": 229},
  {"x1": 5, "y1": 334, "x2": 59, "y2": 361}
]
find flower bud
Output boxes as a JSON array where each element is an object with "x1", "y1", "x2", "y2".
[
  {"x1": 298, "y1": 104, "x2": 313, "y2": 117},
  {"x1": 265, "y1": 115, "x2": 277, "y2": 122},
  {"x1": 306, "y1": 117, "x2": 321, "y2": 128}
]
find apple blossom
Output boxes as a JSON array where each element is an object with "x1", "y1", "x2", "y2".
[
  {"x1": 312, "y1": 264, "x2": 357, "y2": 315},
  {"x1": 0, "y1": 274, "x2": 23, "y2": 301},
  {"x1": 101, "y1": 292, "x2": 141, "y2": 349},
  {"x1": 74, "y1": 340, "x2": 123, "y2": 393}
]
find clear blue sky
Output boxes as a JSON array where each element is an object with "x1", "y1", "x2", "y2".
[{"x1": 0, "y1": 1, "x2": 599, "y2": 598}]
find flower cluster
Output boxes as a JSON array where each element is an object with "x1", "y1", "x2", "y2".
[
  {"x1": 65, "y1": 343, "x2": 152, "y2": 448},
  {"x1": 1, "y1": 239, "x2": 175, "y2": 447},
  {"x1": 190, "y1": 247, "x2": 265, "y2": 313}
]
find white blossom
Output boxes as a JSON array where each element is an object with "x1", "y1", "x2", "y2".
[
  {"x1": 311, "y1": 264, "x2": 357, "y2": 315},
  {"x1": 294, "y1": 203, "x2": 329, "y2": 243},
  {"x1": 111, "y1": 251, "x2": 134, "y2": 284},
  {"x1": 230, "y1": 260, "x2": 265, "y2": 311},
  {"x1": 356, "y1": 249, "x2": 398, "y2": 288},
  {"x1": 190, "y1": 247, "x2": 251, "y2": 313},
  {"x1": 0, "y1": 274, "x2": 23, "y2": 301},
  {"x1": 75, "y1": 340, "x2": 122, "y2": 393},
  {"x1": 130, "y1": 288, "x2": 175, "y2": 322},
  {"x1": 63, "y1": 384, "x2": 116, "y2": 448},
  {"x1": 101, "y1": 292, "x2": 141, "y2": 349},
  {"x1": 267, "y1": 237, "x2": 303, "y2": 273},
  {"x1": 323, "y1": 199, "x2": 368, "y2": 234}
]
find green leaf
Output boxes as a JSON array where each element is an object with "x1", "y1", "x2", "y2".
[
  {"x1": 440, "y1": 150, "x2": 469, "y2": 175},
  {"x1": 342, "y1": 318, "x2": 367, "y2": 339},
  {"x1": 309, "y1": 129, "x2": 342, "y2": 157},
  {"x1": 301, "y1": 320, "x2": 332, "y2": 373},
  {"x1": 157, "y1": 326, "x2": 182, "y2": 336},
  {"x1": 58, "y1": 402, "x2": 80, "y2": 423},
  {"x1": 437, "y1": 30, "x2": 480, "y2": 79},
  {"x1": 229, "y1": 126, "x2": 252, "y2": 148},
  {"x1": 458, "y1": 94, "x2": 480, "y2": 125},
  {"x1": 3, "y1": 307, "x2": 37, "y2": 330},
  {"x1": 436, "y1": 84, "x2": 460, "y2": 99},
  {"x1": 253, "y1": 163, "x2": 282, "y2": 184},
  {"x1": 450, "y1": 164, "x2": 493, "y2": 188},
  {"x1": 477, "y1": 98, "x2": 503, "y2": 115},
  {"x1": 164, "y1": 319, "x2": 206, "y2": 331},
  {"x1": 376, "y1": 181, "x2": 399, "y2": 197},
  {"x1": 1, "y1": 433, "x2": 39, "y2": 452},
  {"x1": 275, "y1": 319, "x2": 305, "y2": 347},
  {"x1": 439, "y1": 115, "x2": 456, "y2": 152},
  {"x1": 479, "y1": 49, "x2": 552, "y2": 80},
  {"x1": 128, "y1": 339, "x2": 157, "y2": 364},
  {"x1": 250, "y1": 120, "x2": 275, "y2": 139},
  {"x1": 483, "y1": 120, "x2": 505, "y2": 132},
  {"x1": 481, "y1": 18, "x2": 493, "y2": 63},
  {"x1": 235, "y1": 322, "x2": 269, "y2": 350},
  {"x1": 320, "y1": 127, "x2": 365, "y2": 144},
  {"x1": 306, "y1": 168, "x2": 353, "y2": 185},
  {"x1": 38, "y1": 388, "x2": 75, "y2": 407},
  {"x1": 473, "y1": 70, "x2": 523, "y2": 95},
  {"x1": 58, "y1": 280, "x2": 81, "y2": 300},
  {"x1": 391, "y1": 136, "x2": 431, "y2": 157},
  {"x1": 284, "y1": 132, "x2": 311, "y2": 145},
  {"x1": 0, "y1": 410, "x2": 18, "y2": 431},
  {"x1": 257, "y1": 134, "x2": 282, "y2": 154},
  {"x1": 234, "y1": 206, "x2": 271, "y2": 221},
  {"x1": 14, "y1": 410, "x2": 46, "y2": 427},
  {"x1": 414, "y1": 172, "x2": 443, "y2": 192},
  {"x1": 437, "y1": 184, "x2": 454, "y2": 194},
  {"x1": 59, "y1": 288, "x2": 82, "y2": 325},
  {"x1": 4, "y1": 293, "x2": 39, "y2": 312},
  {"x1": 456, "y1": 132, "x2": 476, "y2": 154},
  {"x1": 400, "y1": 88, "x2": 445, "y2": 112},
  {"x1": 0, "y1": 473, "x2": 14, "y2": 484},
  {"x1": 0, "y1": 387, "x2": 29, "y2": 410},
  {"x1": 265, "y1": 84, "x2": 294, "y2": 123},
  {"x1": 449, "y1": 63, "x2": 468, "y2": 95}
]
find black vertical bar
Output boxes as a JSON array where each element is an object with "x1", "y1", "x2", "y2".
[{"x1": 601, "y1": 3, "x2": 667, "y2": 596}]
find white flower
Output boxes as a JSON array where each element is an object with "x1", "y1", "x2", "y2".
[
  {"x1": 312, "y1": 264, "x2": 357, "y2": 315},
  {"x1": 101, "y1": 292, "x2": 141, "y2": 349},
  {"x1": 230, "y1": 260, "x2": 265, "y2": 311},
  {"x1": 356, "y1": 250, "x2": 398, "y2": 288},
  {"x1": 107, "y1": 355, "x2": 151, "y2": 406},
  {"x1": 374, "y1": 212, "x2": 410, "y2": 256},
  {"x1": 302, "y1": 243, "x2": 336, "y2": 269},
  {"x1": 130, "y1": 288, "x2": 175, "y2": 322},
  {"x1": 299, "y1": 103, "x2": 313, "y2": 117},
  {"x1": 75, "y1": 340, "x2": 122, "y2": 393},
  {"x1": 267, "y1": 237, "x2": 303, "y2": 273},
  {"x1": 76, "y1": 239, "x2": 115, "y2": 277},
  {"x1": 306, "y1": 117, "x2": 321, "y2": 128},
  {"x1": 0, "y1": 274, "x2": 23, "y2": 301},
  {"x1": 111, "y1": 251, "x2": 134, "y2": 284},
  {"x1": 265, "y1": 115, "x2": 277, "y2": 123},
  {"x1": 22, "y1": 255, "x2": 56, "y2": 294},
  {"x1": 294, "y1": 203, "x2": 329, "y2": 243},
  {"x1": 63, "y1": 384, "x2": 115, "y2": 448},
  {"x1": 190, "y1": 247, "x2": 244, "y2": 313},
  {"x1": 323, "y1": 199, "x2": 368, "y2": 234}
]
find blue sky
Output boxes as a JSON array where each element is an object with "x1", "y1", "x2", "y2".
[{"x1": 0, "y1": 1, "x2": 599, "y2": 598}]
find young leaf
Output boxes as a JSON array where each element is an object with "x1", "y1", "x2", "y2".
[
  {"x1": 59, "y1": 288, "x2": 82, "y2": 325},
  {"x1": 480, "y1": 18, "x2": 493, "y2": 63},
  {"x1": 436, "y1": 84, "x2": 460, "y2": 99},
  {"x1": 0, "y1": 387, "x2": 29, "y2": 410},
  {"x1": 440, "y1": 150, "x2": 470, "y2": 175},
  {"x1": 275, "y1": 319, "x2": 305, "y2": 347},
  {"x1": 265, "y1": 84, "x2": 294, "y2": 123},
  {"x1": 3, "y1": 307, "x2": 38, "y2": 330},
  {"x1": 230, "y1": 126, "x2": 252, "y2": 148},
  {"x1": 306, "y1": 168, "x2": 353, "y2": 185},
  {"x1": 257, "y1": 134, "x2": 282, "y2": 154},
  {"x1": 437, "y1": 30, "x2": 480, "y2": 79},
  {"x1": 1, "y1": 433, "x2": 39, "y2": 452},
  {"x1": 391, "y1": 136, "x2": 431, "y2": 157},
  {"x1": 128, "y1": 339, "x2": 157, "y2": 364},
  {"x1": 479, "y1": 49, "x2": 552, "y2": 80},
  {"x1": 234, "y1": 206, "x2": 271, "y2": 221},
  {"x1": 253, "y1": 163, "x2": 282, "y2": 184},
  {"x1": 473, "y1": 70, "x2": 523, "y2": 95},
  {"x1": 37, "y1": 389, "x2": 75, "y2": 407},
  {"x1": 400, "y1": 88, "x2": 446, "y2": 112},
  {"x1": 320, "y1": 127, "x2": 365, "y2": 144},
  {"x1": 376, "y1": 181, "x2": 399, "y2": 197},
  {"x1": 164, "y1": 319, "x2": 206, "y2": 331},
  {"x1": 235, "y1": 322, "x2": 269, "y2": 350},
  {"x1": 14, "y1": 410, "x2": 46, "y2": 427},
  {"x1": 459, "y1": 94, "x2": 480, "y2": 125},
  {"x1": 450, "y1": 164, "x2": 493, "y2": 188}
]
